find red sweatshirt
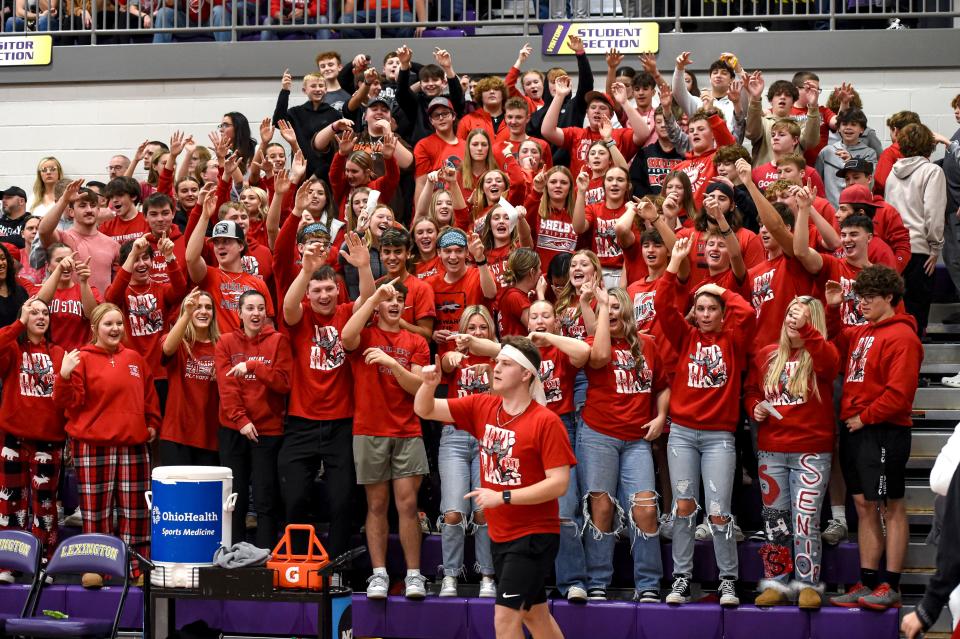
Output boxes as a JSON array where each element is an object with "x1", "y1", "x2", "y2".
[
  {"x1": 504, "y1": 65, "x2": 543, "y2": 114},
  {"x1": 329, "y1": 153, "x2": 400, "y2": 219},
  {"x1": 655, "y1": 271, "x2": 755, "y2": 432},
  {"x1": 214, "y1": 326, "x2": 292, "y2": 436},
  {"x1": 873, "y1": 142, "x2": 901, "y2": 196},
  {"x1": 0, "y1": 322, "x2": 66, "y2": 442},
  {"x1": 743, "y1": 323, "x2": 840, "y2": 453},
  {"x1": 831, "y1": 310, "x2": 923, "y2": 427},
  {"x1": 871, "y1": 197, "x2": 912, "y2": 273},
  {"x1": 54, "y1": 344, "x2": 161, "y2": 445},
  {"x1": 674, "y1": 113, "x2": 736, "y2": 208}
]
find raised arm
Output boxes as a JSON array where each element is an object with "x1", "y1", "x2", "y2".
[
  {"x1": 532, "y1": 330, "x2": 590, "y2": 369},
  {"x1": 572, "y1": 169, "x2": 591, "y2": 234},
  {"x1": 670, "y1": 52, "x2": 702, "y2": 116},
  {"x1": 186, "y1": 186, "x2": 217, "y2": 283},
  {"x1": 587, "y1": 288, "x2": 611, "y2": 369},
  {"x1": 162, "y1": 288, "x2": 201, "y2": 357},
  {"x1": 38, "y1": 179, "x2": 82, "y2": 248},
  {"x1": 791, "y1": 184, "x2": 825, "y2": 274},
  {"x1": 540, "y1": 75, "x2": 571, "y2": 147}
]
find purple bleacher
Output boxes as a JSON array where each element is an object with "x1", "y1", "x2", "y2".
[
  {"x1": 723, "y1": 605, "x2": 810, "y2": 639},
  {"x1": 380, "y1": 595, "x2": 470, "y2": 639},
  {"x1": 421, "y1": 10, "x2": 476, "y2": 37},
  {"x1": 353, "y1": 595, "x2": 388, "y2": 637},
  {"x1": 639, "y1": 602, "x2": 723, "y2": 639},
  {"x1": 810, "y1": 606, "x2": 899, "y2": 639},
  {"x1": 553, "y1": 599, "x2": 636, "y2": 639}
]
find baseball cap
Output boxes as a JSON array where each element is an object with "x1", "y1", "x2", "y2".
[
  {"x1": 368, "y1": 95, "x2": 397, "y2": 113},
  {"x1": 838, "y1": 184, "x2": 875, "y2": 208},
  {"x1": 836, "y1": 158, "x2": 874, "y2": 178},
  {"x1": 426, "y1": 97, "x2": 455, "y2": 116},
  {"x1": 584, "y1": 91, "x2": 615, "y2": 110},
  {"x1": 211, "y1": 220, "x2": 246, "y2": 243},
  {"x1": 1, "y1": 186, "x2": 26, "y2": 199}
]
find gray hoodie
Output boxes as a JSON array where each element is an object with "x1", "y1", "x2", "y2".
[
  {"x1": 816, "y1": 139, "x2": 878, "y2": 208},
  {"x1": 885, "y1": 155, "x2": 947, "y2": 257}
]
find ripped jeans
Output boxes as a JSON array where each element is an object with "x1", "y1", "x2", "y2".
[
  {"x1": 757, "y1": 450, "x2": 831, "y2": 589},
  {"x1": 578, "y1": 421, "x2": 662, "y2": 592},
  {"x1": 437, "y1": 426, "x2": 493, "y2": 577},
  {"x1": 667, "y1": 424, "x2": 738, "y2": 580},
  {"x1": 555, "y1": 412, "x2": 588, "y2": 594}
]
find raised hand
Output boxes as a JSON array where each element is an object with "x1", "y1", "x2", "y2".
[
  {"x1": 169, "y1": 130, "x2": 187, "y2": 157},
  {"x1": 339, "y1": 231, "x2": 371, "y2": 268},
  {"x1": 727, "y1": 77, "x2": 744, "y2": 104},
  {"x1": 639, "y1": 53, "x2": 659, "y2": 77},
  {"x1": 336, "y1": 129, "x2": 356, "y2": 156},
  {"x1": 396, "y1": 45, "x2": 413, "y2": 67},
  {"x1": 672, "y1": 235, "x2": 692, "y2": 260},
  {"x1": 281, "y1": 68, "x2": 292, "y2": 91},
  {"x1": 658, "y1": 83, "x2": 673, "y2": 111},
  {"x1": 60, "y1": 349, "x2": 81, "y2": 379},
  {"x1": 746, "y1": 70, "x2": 765, "y2": 100},
  {"x1": 735, "y1": 158, "x2": 753, "y2": 184},
  {"x1": 824, "y1": 280, "x2": 843, "y2": 307},
  {"x1": 294, "y1": 176, "x2": 314, "y2": 212},
  {"x1": 290, "y1": 150, "x2": 307, "y2": 183},
  {"x1": 532, "y1": 167, "x2": 547, "y2": 193},
  {"x1": 554, "y1": 75, "x2": 573, "y2": 98},
  {"x1": 274, "y1": 169, "x2": 292, "y2": 195},
  {"x1": 675, "y1": 51, "x2": 692, "y2": 70},
  {"x1": 606, "y1": 48, "x2": 624, "y2": 69},
  {"x1": 576, "y1": 169, "x2": 590, "y2": 192},
  {"x1": 566, "y1": 34, "x2": 584, "y2": 54},
  {"x1": 260, "y1": 117, "x2": 275, "y2": 147},
  {"x1": 610, "y1": 82, "x2": 628, "y2": 105},
  {"x1": 277, "y1": 119, "x2": 298, "y2": 146},
  {"x1": 516, "y1": 43, "x2": 533, "y2": 66},
  {"x1": 467, "y1": 232, "x2": 485, "y2": 262}
]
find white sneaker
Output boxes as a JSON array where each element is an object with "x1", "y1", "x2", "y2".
[
  {"x1": 63, "y1": 507, "x2": 82, "y2": 527},
  {"x1": 0, "y1": 570, "x2": 14, "y2": 584},
  {"x1": 886, "y1": 17, "x2": 907, "y2": 29},
  {"x1": 366, "y1": 573, "x2": 388, "y2": 599},
  {"x1": 731, "y1": 25, "x2": 747, "y2": 32},
  {"x1": 754, "y1": 25, "x2": 768, "y2": 31},
  {"x1": 404, "y1": 573, "x2": 427, "y2": 600},
  {"x1": 942, "y1": 372, "x2": 960, "y2": 388},
  {"x1": 821, "y1": 519, "x2": 848, "y2": 545},
  {"x1": 567, "y1": 585, "x2": 588, "y2": 603},
  {"x1": 695, "y1": 523, "x2": 712, "y2": 540},
  {"x1": 439, "y1": 576, "x2": 458, "y2": 597},
  {"x1": 479, "y1": 576, "x2": 496, "y2": 598},
  {"x1": 718, "y1": 578, "x2": 740, "y2": 607}
]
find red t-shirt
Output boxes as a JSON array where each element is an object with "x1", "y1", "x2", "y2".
[
  {"x1": 497, "y1": 286, "x2": 531, "y2": 337},
  {"x1": 99, "y1": 214, "x2": 150, "y2": 246},
  {"x1": 584, "y1": 201, "x2": 629, "y2": 269},
  {"x1": 446, "y1": 394, "x2": 577, "y2": 542},
  {"x1": 401, "y1": 273, "x2": 437, "y2": 327},
  {"x1": 583, "y1": 335, "x2": 667, "y2": 440},
  {"x1": 627, "y1": 276, "x2": 680, "y2": 376},
  {"x1": 485, "y1": 245, "x2": 513, "y2": 290},
  {"x1": 348, "y1": 326, "x2": 429, "y2": 438},
  {"x1": 415, "y1": 255, "x2": 442, "y2": 280},
  {"x1": 427, "y1": 267, "x2": 489, "y2": 357},
  {"x1": 49, "y1": 284, "x2": 104, "y2": 352},
  {"x1": 560, "y1": 127, "x2": 638, "y2": 179},
  {"x1": 817, "y1": 254, "x2": 865, "y2": 327},
  {"x1": 747, "y1": 254, "x2": 817, "y2": 351},
  {"x1": 451, "y1": 354, "x2": 493, "y2": 398},
  {"x1": 557, "y1": 302, "x2": 588, "y2": 341},
  {"x1": 414, "y1": 134, "x2": 467, "y2": 178},
  {"x1": 525, "y1": 205, "x2": 578, "y2": 269},
  {"x1": 285, "y1": 302, "x2": 354, "y2": 422},
  {"x1": 675, "y1": 227, "x2": 765, "y2": 288},
  {"x1": 537, "y1": 344, "x2": 579, "y2": 417},
  {"x1": 752, "y1": 162, "x2": 826, "y2": 196},
  {"x1": 161, "y1": 339, "x2": 218, "y2": 451},
  {"x1": 199, "y1": 265, "x2": 274, "y2": 334}
]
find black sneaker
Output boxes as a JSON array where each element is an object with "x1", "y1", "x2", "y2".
[
  {"x1": 718, "y1": 579, "x2": 740, "y2": 607},
  {"x1": 587, "y1": 588, "x2": 607, "y2": 601},
  {"x1": 665, "y1": 576, "x2": 691, "y2": 604},
  {"x1": 634, "y1": 588, "x2": 661, "y2": 603}
]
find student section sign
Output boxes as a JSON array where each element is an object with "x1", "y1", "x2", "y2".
[
  {"x1": 543, "y1": 22, "x2": 659, "y2": 55},
  {"x1": 0, "y1": 35, "x2": 52, "y2": 66}
]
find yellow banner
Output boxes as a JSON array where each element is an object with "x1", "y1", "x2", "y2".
[
  {"x1": 0, "y1": 35, "x2": 53, "y2": 67},
  {"x1": 543, "y1": 22, "x2": 659, "y2": 55}
]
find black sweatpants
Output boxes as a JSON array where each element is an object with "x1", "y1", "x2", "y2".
[{"x1": 218, "y1": 427, "x2": 283, "y2": 550}]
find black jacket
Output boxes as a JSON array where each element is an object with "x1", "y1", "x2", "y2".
[
  {"x1": 916, "y1": 459, "x2": 960, "y2": 631},
  {"x1": 272, "y1": 90, "x2": 341, "y2": 180},
  {"x1": 395, "y1": 67, "x2": 465, "y2": 145}
]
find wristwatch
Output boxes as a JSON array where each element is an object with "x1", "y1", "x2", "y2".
[
  {"x1": 603, "y1": 139, "x2": 616, "y2": 149},
  {"x1": 502, "y1": 490, "x2": 512, "y2": 504}
]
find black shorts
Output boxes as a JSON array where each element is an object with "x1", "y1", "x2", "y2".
[
  {"x1": 491, "y1": 533, "x2": 559, "y2": 610},
  {"x1": 840, "y1": 422, "x2": 911, "y2": 501}
]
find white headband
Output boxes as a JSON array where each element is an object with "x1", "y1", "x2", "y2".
[{"x1": 500, "y1": 344, "x2": 546, "y2": 406}]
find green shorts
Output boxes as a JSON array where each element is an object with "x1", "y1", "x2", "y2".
[{"x1": 353, "y1": 435, "x2": 429, "y2": 484}]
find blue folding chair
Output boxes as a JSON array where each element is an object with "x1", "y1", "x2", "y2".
[
  {"x1": 6, "y1": 534, "x2": 131, "y2": 639},
  {"x1": 0, "y1": 530, "x2": 42, "y2": 633}
]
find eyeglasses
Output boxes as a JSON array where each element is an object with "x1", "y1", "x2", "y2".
[
  {"x1": 218, "y1": 123, "x2": 233, "y2": 130},
  {"x1": 107, "y1": 165, "x2": 125, "y2": 171},
  {"x1": 429, "y1": 111, "x2": 454, "y2": 120},
  {"x1": 804, "y1": 84, "x2": 823, "y2": 94},
  {"x1": 39, "y1": 167, "x2": 59, "y2": 174}
]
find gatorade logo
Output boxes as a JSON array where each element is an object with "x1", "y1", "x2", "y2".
[{"x1": 285, "y1": 566, "x2": 300, "y2": 583}]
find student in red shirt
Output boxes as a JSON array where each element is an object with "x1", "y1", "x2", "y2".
[
  {"x1": 496, "y1": 98, "x2": 552, "y2": 172},
  {"x1": 655, "y1": 236, "x2": 755, "y2": 608},
  {"x1": 416, "y1": 162, "x2": 466, "y2": 230},
  {"x1": 573, "y1": 166, "x2": 632, "y2": 289},
  {"x1": 215, "y1": 289, "x2": 292, "y2": 550},
  {"x1": 751, "y1": 120, "x2": 826, "y2": 195},
  {"x1": 460, "y1": 161, "x2": 528, "y2": 234},
  {"x1": 743, "y1": 297, "x2": 839, "y2": 609},
  {"x1": 580, "y1": 287, "x2": 668, "y2": 603},
  {"x1": 524, "y1": 167, "x2": 577, "y2": 269},
  {"x1": 825, "y1": 266, "x2": 922, "y2": 611},
  {"x1": 413, "y1": 97, "x2": 466, "y2": 206},
  {"x1": 36, "y1": 246, "x2": 102, "y2": 352},
  {"x1": 616, "y1": 197, "x2": 678, "y2": 286},
  {"x1": 504, "y1": 44, "x2": 545, "y2": 113},
  {"x1": 436, "y1": 305, "x2": 498, "y2": 598},
  {"x1": 457, "y1": 76, "x2": 508, "y2": 142},
  {"x1": 380, "y1": 227, "x2": 435, "y2": 341},
  {"x1": 343, "y1": 278, "x2": 430, "y2": 599},
  {"x1": 497, "y1": 248, "x2": 540, "y2": 338},
  {"x1": 55, "y1": 303, "x2": 160, "y2": 583},
  {"x1": 459, "y1": 129, "x2": 500, "y2": 206},
  {"x1": 411, "y1": 216, "x2": 441, "y2": 280},
  {"x1": 329, "y1": 129, "x2": 400, "y2": 218},
  {"x1": 159, "y1": 289, "x2": 220, "y2": 467},
  {"x1": 187, "y1": 193, "x2": 273, "y2": 334},
  {"x1": 665, "y1": 107, "x2": 736, "y2": 207},
  {"x1": 100, "y1": 176, "x2": 150, "y2": 246},
  {"x1": 554, "y1": 250, "x2": 602, "y2": 341},
  {"x1": 105, "y1": 237, "x2": 186, "y2": 406},
  {"x1": 660, "y1": 171, "x2": 698, "y2": 229},
  {"x1": 0, "y1": 298, "x2": 66, "y2": 562},
  {"x1": 281, "y1": 247, "x2": 357, "y2": 561},
  {"x1": 414, "y1": 335, "x2": 575, "y2": 639}
]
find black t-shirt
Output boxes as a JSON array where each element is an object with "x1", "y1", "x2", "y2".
[
  {"x1": 631, "y1": 142, "x2": 684, "y2": 198},
  {"x1": 0, "y1": 212, "x2": 28, "y2": 249},
  {"x1": 0, "y1": 285, "x2": 28, "y2": 328}
]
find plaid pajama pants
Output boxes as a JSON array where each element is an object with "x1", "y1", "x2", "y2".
[
  {"x1": 72, "y1": 441, "x2": 151, "y2": 572},
  {"x1": 0, "y1": 433, "x2": 64, "y2": 559}
]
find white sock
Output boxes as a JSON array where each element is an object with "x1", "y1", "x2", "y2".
[
  {"x1": 831, "y1": 506, "x2": 847, "y2": 524},
  {"x1": 373, "y1": 567, "x2": 388, "y2": 577},
  {"x1": 407, "y1": 569, "x2": 421, "y2": 577}
]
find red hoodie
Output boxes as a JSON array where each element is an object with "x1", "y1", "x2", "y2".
[
  {"x1": 743, "y1": 323, "x2": 840, "y2": 453},
  {"x1": 831, "y1": 310, "x2": 922, "y2": 427},
  {"x1": 54, "y1": 344, "x2": 160, "y2": 445},
  {"x1": 871, "y1": 197, "x2": 912, "y2": 273},
  {"x1": 214, "y1": 326, "x2": 292, "y2": 436},
  {"x1": 145, "y1": 228, "x2": 188, "y2": 285},
  {"x1": 655, "y1": 271, "x2": 755, "y2": 432},
  {"x1": 0, "y1": 322, "x2": 66, "y2": 442},
  {"x1": 674, "y1": 113, "x2": 736, "y2": 208}
]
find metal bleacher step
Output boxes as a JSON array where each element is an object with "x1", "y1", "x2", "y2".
[
  {"x1": 929, "y1": 303, "x2": 960, "y2": 323},
  {"x1": 914, "y1": 388, "x2": 960, "y2": 411},
  {"x1": 905, "y1": 539, "x2": 937, "y2": 570},
  {"x1": 905, "y1": 482, "x2": 936, "y2": 514}
]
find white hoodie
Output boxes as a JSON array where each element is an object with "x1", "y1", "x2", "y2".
[{"x1": 885, "y1": 155, "x2": 947, "y2": 257}]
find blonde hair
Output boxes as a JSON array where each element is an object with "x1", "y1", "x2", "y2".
[
  {"x1": 538, "y1": 166, "x2": 575, "y2": 220},
  {"x1": 609, "y1": 287, "x2": 645, "y2": 376},
  {"x1": 462, "y1": 129, "x2": 498, "y2": 191},
  {"x1": 346, "y1": 186, "x2": 372, "y2": 232},
  {"x1": 470, "y1": 169, "x2": 511, "y2": 220},
  {"x1": 33, "y1": 156, "x2": 63, "y2": 206},
  {"x1": 179, "y1": 291, "x2": 221, "y2": 360},
  {"x1": 555, "y1": 250, "x2": 602, "y2": 321},
  {"x1": 502, "y1": 248, "x2": 540, "y2": 286},
  {"x1": 458, "y1": 305, "x2": 497, "y2": 340},
  {"x1": 762, "y1": 296, "x2": 827, "y2": 402},
  {"x1": 89, "y1": 303, "x2": 124, "y2": 346},
  {"x1": 240, "y1": 186, "x2": 269, "y2": 221}
]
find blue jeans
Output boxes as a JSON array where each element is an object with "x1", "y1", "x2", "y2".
[
  {"x1": 555, "y1": 412, "x2": 587, "y2": 594},
  {"x1": 757, "y1": 450, "x2": 831, "y2": 589},
  {"x1": 579, "y1": 421, "x2": 662, "y2": 592},
  {"x1": 5, "y1": 15, "x2": 53, "y2": 31},
  {"x1": 261, "y1": 13, "x2": 331, "y2": 39},
  {"x1": 152, "y1": 5, "x2": 231, "y2": 42},
  {"x1": 338, "y1": 8, "x2": 414, "y2": 38},
  {"x1": 437, "y1": 426, "x2": 493, "y2": 577},
  {"x1": 667, "y1": 424, "x2": 738, "y2": 580}
]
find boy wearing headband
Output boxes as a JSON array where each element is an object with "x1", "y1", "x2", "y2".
[{"x1": 415, "y1": 335, "x2": 575, "y2": 639}]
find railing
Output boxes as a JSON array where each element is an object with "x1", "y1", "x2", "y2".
[{"x1": 0, "y1": 0, "x2": 956, "y2": 43}]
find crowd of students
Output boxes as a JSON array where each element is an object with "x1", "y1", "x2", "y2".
[{"x1": 0, "y1": 39, "x2": 958, "y2": 633}]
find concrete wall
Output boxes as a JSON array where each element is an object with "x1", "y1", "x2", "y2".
[{"x1": 2, "y1": 33, "x2": 959, "y2": 197}]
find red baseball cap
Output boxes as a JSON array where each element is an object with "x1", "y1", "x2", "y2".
[
  {"x1": 839, "y1": 184, "x2": 875, "y2": 208},
  {"x1": 584, "y1": 91, "x2": 615, "y2": 111}
]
